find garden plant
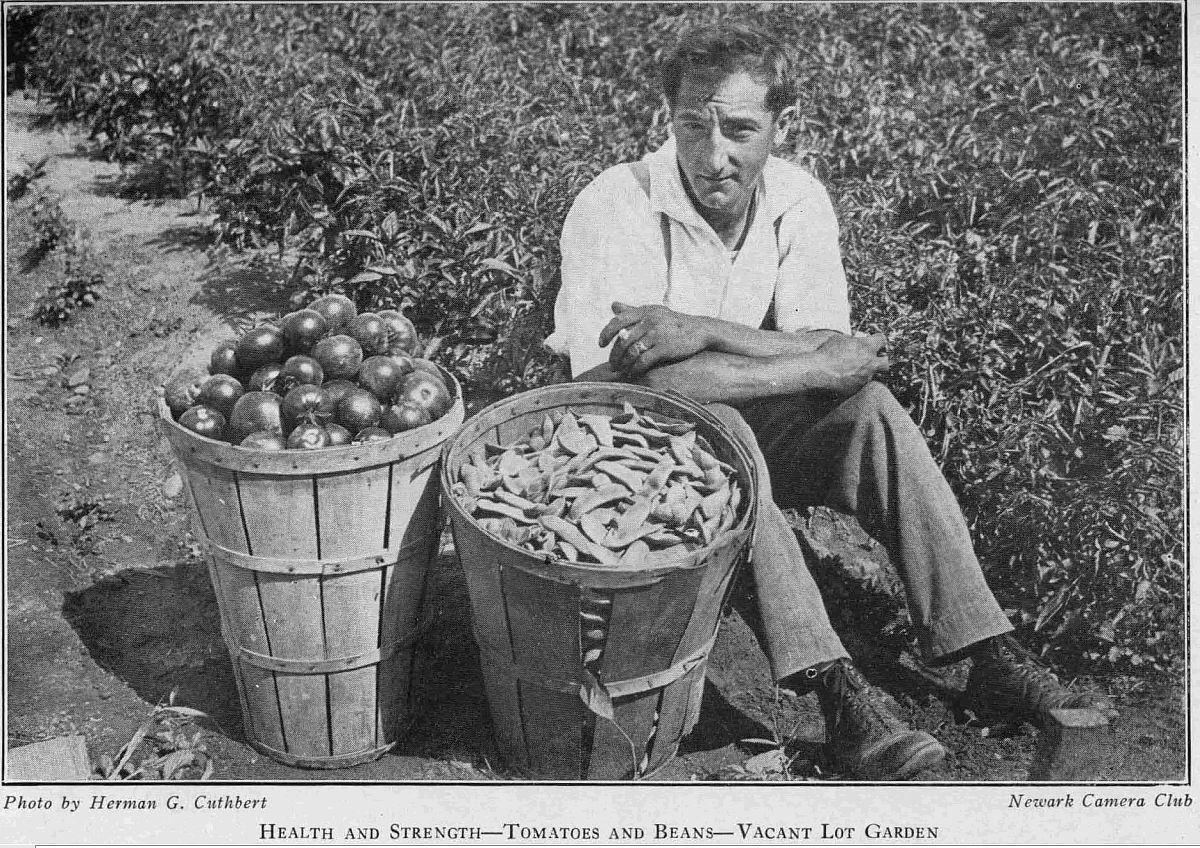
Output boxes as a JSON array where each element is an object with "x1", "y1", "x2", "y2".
[{"x1": 14, "y1": 3, "x2": 1183, "y2": 681}]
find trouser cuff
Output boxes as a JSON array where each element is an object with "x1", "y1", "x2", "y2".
[
  {"x1": 772, "y1": 647, "x2": 851, "y2": 687},
  {"x1": 921, "y1": 598, "x2": 1014, "y2": 664}
]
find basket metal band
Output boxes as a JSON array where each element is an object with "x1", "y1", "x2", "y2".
[
  {"x1": 205, "y1": 530, "x2": 436, "y2": 576},
  {"x1": 246, "y1": 739, "x2": 396, "y2": 770},
  {"x1": 228, "y1": 628, "x2": 418, "y2": 674},
  {"x1": 475, "y1": 631, "x2": 717, "y2": 700}
]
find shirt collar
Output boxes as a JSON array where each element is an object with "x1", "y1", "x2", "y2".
[{"x1": 643, "y1": 135, "x2": 804, "y2": 229}]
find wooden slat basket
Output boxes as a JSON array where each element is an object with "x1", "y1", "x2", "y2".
[
  {"x1": 441, "y1": 383, "x2": 757, "y2": 780},
  {"x1": 158, "y1": 366, "x2": 463, "y2": 769}
]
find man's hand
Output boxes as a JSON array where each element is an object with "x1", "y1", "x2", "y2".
[
  {"x1": 599, "y1": 302, "x2": 710, "y2": 377},
  {"x1": 816, "y1": 332, "x2": 890, "y2": 396}
]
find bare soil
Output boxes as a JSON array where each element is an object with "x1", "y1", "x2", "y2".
[{"x1": 5, "y1": 92, "x2": 1186, "y2": 783}]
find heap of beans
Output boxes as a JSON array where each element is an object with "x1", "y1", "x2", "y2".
[{"x1": 451, "y1": 403, "x2": 742, "y2": 569}]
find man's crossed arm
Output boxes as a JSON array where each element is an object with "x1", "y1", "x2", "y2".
[{"x1": 574, "y1": 302, "x2": 889, "y2": 405}]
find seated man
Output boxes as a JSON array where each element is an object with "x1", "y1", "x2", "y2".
[{"x1": 545, "y1": 22, "x2": 1110, "y2": 780}]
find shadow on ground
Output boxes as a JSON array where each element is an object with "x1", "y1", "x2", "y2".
[
  {"x1": 62, "y1": 561, "x2": 245, "y2": 739},
  {"x1": 146, "y1": 224, "x2": 217, "y2": 255},
  {"x1": 59, "y1": 552, "x2": 501, "y2": 770},
  {"x1": 189, "y1": 261, "x2": 296, "y2": 332},
  {"x1": 87, "y1": 158, "x2": 201, "y2": 208},
  {"x1": 59, "y1": 549, "x2": 787, "y2": 780}
]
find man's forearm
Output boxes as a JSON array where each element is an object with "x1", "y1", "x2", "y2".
[
  {"x1": 636, "y1": 349, "x2": 854, "y2": 405},
  {"x1": 574, "y1": 362, "x2": 622, "y2": 382},
  {"x1": 697, "y1": 319, "x2": 841, "y2": 359}
]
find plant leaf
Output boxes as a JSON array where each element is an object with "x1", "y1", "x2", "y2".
[
  {"x1": 481, "y1": 257, "x2": 519, "y2": 278},
  {"x1": 578, "y1": 667, "x2": 614, "y2": 721},
  {"x1": 159, "y1": 750, "x2": 196, "y2": 780},
  {"x1": 158, "y1": 705, "x2": 210, "y2": 720}
]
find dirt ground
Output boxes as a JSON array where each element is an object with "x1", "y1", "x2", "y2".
[{"x1": 4, "y1": 92, "x2": 1187, "y2": 783}]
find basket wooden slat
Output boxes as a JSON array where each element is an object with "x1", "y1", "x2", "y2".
[
  {"x1": 482, "y1": 673, "x2": 527, "y2": 771},
  {"x1": 183, "y1": 464, "x2": 245, "y2": 552},
  {"x1": 503, "y1": 565, "x2": 582, "y2": 680},
  {"x1": 159, "y1": 365, "x2": 462, "y2": 769},
  {"x1": 317, "y1": 464, "x2": 390, "y2": 755},
  {"x1": 210, "y1": 561, "x2": 288, "y2": 752},
  {"x1": 654, "y1": 663, "x2": 707, "y2": 756},
  {"x1": 587, "y1": 692, "x2": 657, "y2": 779},
  {"x1": 387, "y1": 450, "x2": 442, "y2": 554},
  {"x1": 323, "y1": 569, "x2": 383, "y2": 755},
  {"x1": 600, "y1": 568, "x2": 705, "y2": 680},
  {"x1": 442, "y1": 382, "x2": 758, "y2": 780},
  {"x1": 677, "y1": 536, "x2": 743, "y2": 661},
  {"x1": 260, "y1": 573, "x2": 330, "y2": 759},
  {"x1": 376, "y1": 558, "x2": 424, "y2": 743},
  {"x1": 459, "y1": 541, "x2": 528, "y2": 771},
  {"x1": 318, "y1": 466, "x2": 391, "y2": 553},
  {"x1": 503, "y1": 562, "x2": 586, "y2": 779},
  {"x1": 195, "y1": 540, "x2": 265, "y2": 753},
  {"x1": 241, "y1": 474, "x2": 318, "y2": 558}
]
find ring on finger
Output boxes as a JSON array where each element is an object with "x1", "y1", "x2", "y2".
[{"x1": 629, "y1": 340, "x2": 648, "y2": 359}]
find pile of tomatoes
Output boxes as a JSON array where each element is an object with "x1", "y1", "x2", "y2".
[{"x1": 163, "y1": 294, "x2": 454, "y2": 450}]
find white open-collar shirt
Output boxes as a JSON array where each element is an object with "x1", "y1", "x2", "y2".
[{"x1": 547, "y1": 136, "x2": 852, "y2": 377}]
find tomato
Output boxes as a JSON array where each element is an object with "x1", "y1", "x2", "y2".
[
  {"x1": 235, "y1": 325, "x2": 286, "y2": 373},
  {"x1": 378, "y1": 309, "x2": 420, "y2": 356},
  {"x1": 281, "y1": 383, "x2": 327, "y2": 434},
  {"x1": 286, "y1": 421, "x2": 331, "y2": 450},
  {"x1": 164, "y1": 369, "x2": 208, "y2": 419},
  {"x1": 228, "y1": 391, "x2": 283, "y2": 445},
  {"x1": 312, "y1": 334, "x2": 363, "y2": 382},
  {"x1": 309, "y1": 294, "x2": 357, "y2": 334},
  {"x1": 279, "y1": 354, "x2": 324, "y2": 393},
  {"x1": 179, "y1": 405, "x2": 227, "y2": 441},
  {"x1": 353, "y1": 426, "x2": 392, "y2": 444},
  {"x1": 336, "y1": 387, "x2": 383, "y2": 433},
  {"x1": 248, "y1": 362, "x2": 285, "y2": 395},
  {"x1": 357, "y1": 355, "x2": 406, "y2": 404},
  {"x1": 346, "y1": 312, "x2": 389, "y2": 357},
  {"x1": 325, "y1": 423, "x2": 353, "y2": 446},
  {"x1": 240, "y1": 430, "x2": 287, "y2": 451},
  {"x1": 197, "y1": 373, "x2": 245, "y2": 420},
  {"x1": 316, "y1": 378, "x2": 357, "y2": 421},
  {"x1": 386, "y1": 353, "x2": 416, "y2": 378},
  {"x1": 210, "y1": 340, "x2": 241, "y2": 377},
  {"x1": 281, "y1": 309, "x2": 329, "y2": 355},
  {"x1": 382, "y1": 400, "x2": 431, "y2": 433},
  {"x1": 396, "y1": 371, "x2": 451, "y2": 419}
]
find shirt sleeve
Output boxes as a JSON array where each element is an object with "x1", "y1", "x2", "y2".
[
  {"x1": 547, "y1": 170, "x2": 666, "y2": 378},
  {"x1": 771, "y1": 177, "x2": 852, "y2": 335}
]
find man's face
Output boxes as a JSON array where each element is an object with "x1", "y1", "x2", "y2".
[{"x1": 671, "y1": 69, "x2": 787, "y2": 220}]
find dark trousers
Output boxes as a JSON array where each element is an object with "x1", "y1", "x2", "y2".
[{"x1": 705, "y1": 382, "x2": 1013, "y2": 681}]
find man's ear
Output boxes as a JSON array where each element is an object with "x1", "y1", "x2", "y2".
[{"x1": 773, "y1": 105, "x2": 796, "y2": 147}]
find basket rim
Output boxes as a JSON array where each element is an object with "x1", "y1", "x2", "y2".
[
  {"x1": 439, "y1": 381, "x2": 758, "y2": 579},
  {"x1": 159, "y1": 364, "x2": 464, "y2": 475}
]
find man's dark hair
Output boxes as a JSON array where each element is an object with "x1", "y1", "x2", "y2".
[{"x1": 661, "y1": 23, "x2": 796, "y2": 115}]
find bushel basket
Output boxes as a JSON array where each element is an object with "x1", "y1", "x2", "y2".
[
  {"x1": 441, "y1": 383, "x2": 757, "y2": 779},
  {"x1": 158, "y1": 366, "x2": 463, "y2": 769}
]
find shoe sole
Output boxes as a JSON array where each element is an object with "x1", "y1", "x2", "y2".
[
  {"x1": 854, "y1": 731, "x2": 946, "y2": 781},
  {"x1": 959, "y1": 694, "x2": 1115, "y2": 731}
]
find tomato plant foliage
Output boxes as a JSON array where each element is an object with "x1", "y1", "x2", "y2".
[{"x1": 20, "y1": 4, "x2": 1183, "y2": 674}]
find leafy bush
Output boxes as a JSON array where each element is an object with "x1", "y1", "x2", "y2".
[
  {"x1": 28, "y1": 190, "x2": 69, "y2": 259},
  {"x1": 32, "y1": 260, "x2": 105, "y2": 327},
  {"x1": 23, "y1": 4, "x2": 1183, "y2": 674},
  {"x1": 7, "y1": 155, "x2": 47, "y2": 201},
  {"x1": 4, "y1": 5, "x2": 44, "y2": 89},
  {"x1": 22, "y1": 187, "x2": 106, "y2": 325}
]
